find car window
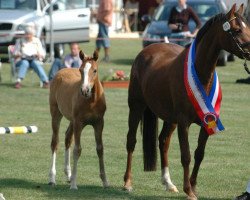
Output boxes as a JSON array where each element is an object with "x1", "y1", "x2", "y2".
[
  {"x1": 55, "y1": 0, "x2": 86, "y2": 11},
  {"x1": 0, "y1": 0, "x2": 37, "y2": 10},
  {"x1": 154, "y1": 2, "x2": 219, "y2": 22},
  {"x1": 191, "y1": 4, "x2": 219, "y2": 21}
]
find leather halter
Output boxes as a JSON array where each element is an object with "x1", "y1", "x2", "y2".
[{"x1": 223, "y1": 15, "x2": 250, "y2": 60}]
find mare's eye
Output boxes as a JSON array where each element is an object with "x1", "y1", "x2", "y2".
[{"x1": 93, "y1": 69, "x2": 97, "y2": 73}]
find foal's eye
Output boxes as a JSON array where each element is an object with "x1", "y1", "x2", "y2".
[{"x1": 93, "y1": 69, "x2": 97, "y2": 73}]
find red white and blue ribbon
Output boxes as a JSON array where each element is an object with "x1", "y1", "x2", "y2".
[{"x1": 184, "y1": 39, "x2": 224, "y2": 135}]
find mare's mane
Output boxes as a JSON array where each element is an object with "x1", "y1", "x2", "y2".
[{"x1": 185, "y1": 13, "x2": 225, "y2": 48}]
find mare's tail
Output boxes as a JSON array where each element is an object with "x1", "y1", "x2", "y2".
[{"x1": 142, "y1": 106, "x2": 158, "y2": 171}]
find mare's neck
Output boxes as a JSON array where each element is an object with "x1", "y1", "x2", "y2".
[{"x1": 195, "y1": 25, "x2": 221, "y2": 85}]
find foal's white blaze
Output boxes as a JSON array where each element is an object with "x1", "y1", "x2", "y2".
[
  {"x1": 161, "y1": 167, "x2": 179, "y2": 192},
  {"x1": 83, "y1": 62, "x2": 92, "y2": 88},
  {"x1": 49, "y1": 152, "x2": 57, "y2": 184}
]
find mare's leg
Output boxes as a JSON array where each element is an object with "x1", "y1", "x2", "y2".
[
  {"x1": 64, "y1": 122, "x2": 74, "y2": 182},
  {"x1": 93, "y1": 118, "x2": 109, "y2": 187},
  {"x1": 123, "y1": 101, "x2": 145, "y2": 191},
  {"x1": 159, "y1": 121, "x2": 178, "y2": 192},
  {"x1": 190, "y1": 127, "x2": 209, "y2": 194},
  {"x1": 70, "y1": 121, "x2": 83, "y2": 189},
  {"x1": 177, "y1": 120, "x2": 197, "y2": 200},
  {"x1": 48, "y1": 105, "x2": 63, "y2": 186}
]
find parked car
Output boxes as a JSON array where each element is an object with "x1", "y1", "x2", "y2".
[
  {"x1": 142, "y1": 0, "x2": 234, "y2": 66},
  {"x1": 0, "y1": 0, "x2": 90, "y2": 59}
]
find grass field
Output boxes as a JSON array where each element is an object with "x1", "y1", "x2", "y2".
[{"x1": 0, "y1": 38, "x2": 249, "y2": 200}]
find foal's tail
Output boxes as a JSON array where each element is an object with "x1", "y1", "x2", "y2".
[{"x1": 142, "y1": 107, "x2": 158, "y2": 171}]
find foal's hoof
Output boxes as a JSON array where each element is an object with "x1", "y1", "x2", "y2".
[
  {"x1": 48, "y1": 182, "x2": 56, "y2": 187},
  {"x1": 168, "y1": 185, "x2": 179, "y2": 193},
  {"x1": 103, "y1": 181, "x2": 110, "y2": 188},
  {"x1": 70, "y1": 185, "x2": 78, "y2": 190},
  {"x1": 123, "y1": 185, "x2": 133, "y2": 192}
]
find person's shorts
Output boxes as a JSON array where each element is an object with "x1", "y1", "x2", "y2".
[{"x1": 96, "y1": 22, "x2": 110, "y2": 48}]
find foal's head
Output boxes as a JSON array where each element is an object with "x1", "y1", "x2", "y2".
[
  {"x1": 79, "y1": 50, "x2": 99, "y2": 98},
  {"x1": 219, "y1": 4, "x2": 250, "y2": 60}
]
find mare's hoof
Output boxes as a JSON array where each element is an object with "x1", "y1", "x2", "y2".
[
  {"x1": 103, "y1": 182, "x2": 110, "y2": 188},
  {"x1": 48, "y1": 182, "x2": 56, "y2": 187},
  {"x1": 187, "y1": 194, "x2": 197, "y2": 200}
]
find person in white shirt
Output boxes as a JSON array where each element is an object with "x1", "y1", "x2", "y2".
[
  {"x1": 48, "y1": 43, "x2": 82, "y2": 81},
  {"x1": 14, "y1": 24, "x2": 49, "y2": 89}
]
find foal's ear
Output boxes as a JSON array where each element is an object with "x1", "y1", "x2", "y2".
[
  {"x1": 226, "y1": 3, "x2": 236, "y2": 19},
  {"x1": 236, "y1": 4, "x2": 244, "y2": 16},
  {"x1": 93, "y1": 50, "x2": 98, "y2": 61},
  {"x1": 79, "y1": 50, "x2": 85, "y2": 61}
]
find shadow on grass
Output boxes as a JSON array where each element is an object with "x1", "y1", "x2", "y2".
[{"x1": 0, "y1": 178, "x2": 229, "y2": 200}]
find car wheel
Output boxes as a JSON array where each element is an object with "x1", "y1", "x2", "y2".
[
  {"x1": 228, "y1": 54, "x2": 235, "y2": 62},
  {"x1": 54, "y1": 44, "x2": 64, "y2": 58},
  {"x1": 217, "y1": 54, "x2": 227, "y2": 66}
]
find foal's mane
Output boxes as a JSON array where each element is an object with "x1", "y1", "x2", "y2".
[{"x1": 195, "y1": 13, "x2": 225, "y2": 45}]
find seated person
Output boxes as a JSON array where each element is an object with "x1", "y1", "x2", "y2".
[
  {"x1": 168, "y1": 0, "x2": 201, "y2": 46},
  {"x1": 48, "y1": 43, "x2": 82, "y2": 81},
  {"x1": 13, "y1": 24, "x2": 49, "y2": 89}
]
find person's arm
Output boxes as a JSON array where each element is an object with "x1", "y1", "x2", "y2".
[
  {"x1": 187, "y1": 7, "x2": 201, "y2": 37},
  {"x1": 13, "y1": 39, "x2": 22, "y2": 59},
  {"x1": 168, "y1": 8, "x2": 179, "y2": 31},
  {"x1": 35, "y1": 37, "x2": 46, "y2": 60},
  {"x1": 64, "y1": 54, "x2": 72, "y2": 68}
]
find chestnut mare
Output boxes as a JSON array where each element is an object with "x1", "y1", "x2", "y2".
[
  {"x1": 48, "y1": 50, "x2": 109, "y2": 189},
  {"x1": 124, "y1": 4, "x2": 250, "y2": 200}
]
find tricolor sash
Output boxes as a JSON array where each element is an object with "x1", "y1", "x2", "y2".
[{"x1": 184, "y1": 39, "x2": 224, "y2": 135}]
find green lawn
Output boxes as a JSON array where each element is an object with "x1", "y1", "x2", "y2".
[{"x1": 0, "y1": 39, "x2": 249, "y2": 200}]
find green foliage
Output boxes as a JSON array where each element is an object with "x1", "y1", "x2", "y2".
[{"x1": 0, "y1": 39, "x2": 249, "y2": 200}]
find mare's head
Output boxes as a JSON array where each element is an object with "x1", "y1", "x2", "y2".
[
  {"x1": 79, "y1": 50, "x2": 99, "y2": 98},
  {"x1": 218, "y1": 4, "x2": 250, "y2": 60}
]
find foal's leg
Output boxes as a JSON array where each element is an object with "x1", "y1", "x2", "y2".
[
  {"x1": 177, "y1": 121, "x2": 197, "y2": 200},
  {"x1": 48, "y1": 106, "x2": 63, "y2": 186},
  {"x1": 159, "y1": 121, "x2": 178, "y2": 192},
  {"x1": 190, "y1": 127, "x2": 209, "y2": 195},
  {"x1": 93, "y1": 118, "x2": 109, "y2": 187},
  {"x1": 64, "y1": 122, "x2": 74, "y2": 182},
  {"x1": 123, "y1": 103, "x2": 145, "y2": 191},
  {"x1": 70, "y1": 121, "x2": 83, "y2": 189}
]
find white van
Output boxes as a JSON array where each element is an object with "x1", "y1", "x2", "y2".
[{"x1": 0, "y1": 0, "x2": 90, "y2": 58}]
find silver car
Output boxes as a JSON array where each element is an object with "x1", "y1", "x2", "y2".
[{"x1": 0, "y1": 0, "x2": 90, "y2": 58}]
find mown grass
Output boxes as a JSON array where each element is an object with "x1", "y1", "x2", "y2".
[{"x1": 0, "y1": 38, "x2": 249, "y2": 200}]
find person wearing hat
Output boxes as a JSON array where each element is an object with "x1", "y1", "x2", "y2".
[{"x1": 13, "y1": 24, "x2": 49, "y2": 89}]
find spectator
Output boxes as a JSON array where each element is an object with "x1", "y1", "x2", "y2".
[
  {"x1": 95, "y1": 0, "x2": 113, "y2": 62},
  {"x1": 137, "y1": 0, "x2": 161, "y2": 32},
  {"x1": 48, "y1": 43, "x2": 81, "y2": 81},
  {"x1": 234, "y1": 181, "x2": 250, "y2": 200},
  {"x1": 168, "y1": 0, "x2": 201, "y2": 46},
  {"x1": 122, "y1": 0, "x2": 139, "y2": 32},
  {"x1": 13, "y1": 24, "x2": 49, "y2": 89}
]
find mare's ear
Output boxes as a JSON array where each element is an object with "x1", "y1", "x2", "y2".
[
  {"x1": 226, "y1": 3, "x2": 236, "y2": 19},
  {"x1": 236, "y1": 4, "x2": 244, "y2": 16},
  {"x1": 79, "y1": 50, "x2": 85, "y2": 61},
  {"x1": 93, "y1": 50, "x2": 98, "y2": 61}
]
